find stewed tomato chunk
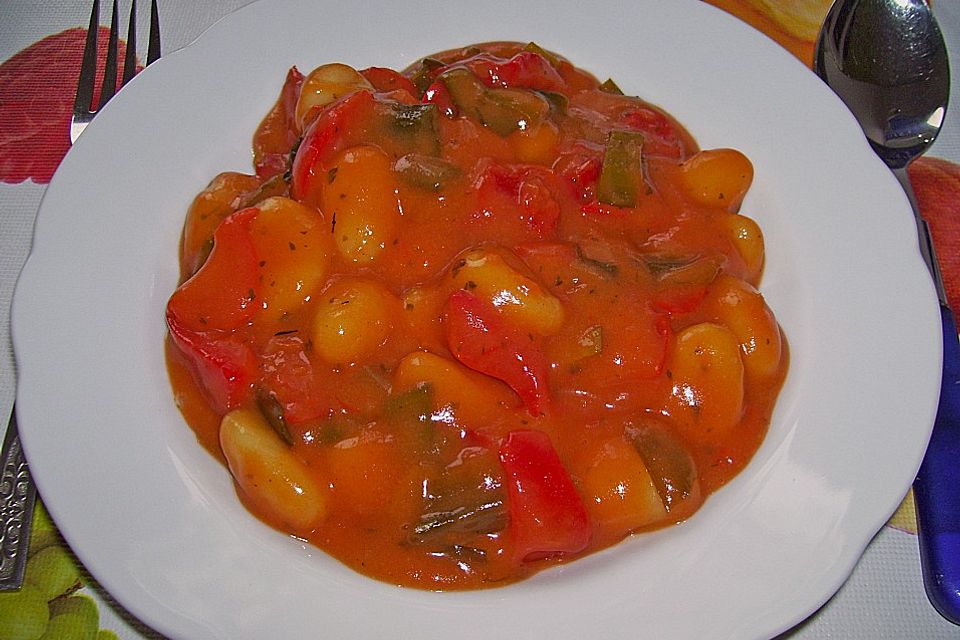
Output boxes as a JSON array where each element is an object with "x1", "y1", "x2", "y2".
[{"x1": 165, "y1": 41, "x2": 788, "y2": 591}]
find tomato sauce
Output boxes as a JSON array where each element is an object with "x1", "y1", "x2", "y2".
[{"x1": 165, "y1": 42, "x2": 788, "y2": 589}]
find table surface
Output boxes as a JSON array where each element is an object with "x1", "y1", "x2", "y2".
[{"x1": 1, "y1": 1, "x2": 959, "y2": 638}]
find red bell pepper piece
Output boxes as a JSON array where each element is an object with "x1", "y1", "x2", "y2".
[
  {"x1": 475, "y1": 163, "x2": 561, "y2": 237},
  {"x1": 466, "y1": 51, "x2": 566, "y2": 92},
  {"x1": 421, "y1": 79, "x2": 457, "y2": 117},
  {"x1": 499, "y1": 430, "x2": 592, "y2": 562},
  {"x1": 166, "y1": 312, "x2": 257, "y2": 414},
  {"x1": 553, "y1": 145, "x2": 602, "y2": 203},
  {"x1": 166, "y1": 207, "x2": 261, "y2": 412},
  {"x1": 167, "y1": 207, "x2": 260, "y2": 333},
  {"x1": 361, "y1": 66, "x2": 418, "y2": 98},
  {"x1": 443, "y1": 290, "x2": 551, "y2": 416},
  {"x1": 517, "y1": 178, "x2": 560, "y2": 236},
  {"x1": 290, "y1": 89, "x2": 376, "y2": 206},
  {"x1": 254, "y1": 66, "x2": 305, "y2": 180},
  {"x1": 620, "y1": 106, "x2": 683, "y2": 159}
]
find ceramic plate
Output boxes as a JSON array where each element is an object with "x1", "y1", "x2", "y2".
[{"x1": 12, "y1": 0, "x2": 942, "y2": 638}]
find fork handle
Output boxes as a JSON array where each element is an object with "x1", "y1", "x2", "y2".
[
  {"x1": 0, "y1": 410, "x2": 37, "y2": 590},
  {"x1": 914, "y1": 304, "x2": 960, "y2": 625}
]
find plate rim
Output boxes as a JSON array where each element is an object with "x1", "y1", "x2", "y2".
[{"x1": 11, "y1": 0, "x2": 943, "y2": 638}]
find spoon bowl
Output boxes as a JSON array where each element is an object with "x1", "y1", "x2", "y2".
[{"x1": 814, "y1": 0, "x2": 949, "y2": 169}]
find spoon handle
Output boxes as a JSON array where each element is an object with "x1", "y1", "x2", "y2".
[
  {"x1": 893, "y1": 168, "x2": 948, "y2": 307},
  {"x1": 913, "y1": 304, "x2": 960, "y2": 626},
  {"x1": 892, "y1": 167, "x2": 960, "y2": 624},
  {"x1": 893, "y1": 167, "x2": 960, "y2": 624}
]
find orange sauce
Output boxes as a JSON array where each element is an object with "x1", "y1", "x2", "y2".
[{"x1": 166, "y1": 42, "x2": 787, "y2": 589}]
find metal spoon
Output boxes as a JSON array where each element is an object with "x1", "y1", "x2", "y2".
[{"x1": 814, "y1": 0, "x2": 959, "y2": 625}]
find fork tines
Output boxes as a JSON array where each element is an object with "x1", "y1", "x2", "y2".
[{"x1": 72, "y1": 0, "x2": 161, "y2": 140}]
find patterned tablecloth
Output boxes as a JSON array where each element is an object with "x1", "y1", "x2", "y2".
[{"x1": 0, "y1": 1, "x2": 958, "y2": 638}]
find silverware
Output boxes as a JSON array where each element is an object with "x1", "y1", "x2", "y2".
[
  {"x1": 72, "y1": 0, "x2": 162, "y2": 143},
  {"x1": 814, "y1": 0, "x2": 959, "y2": 625},
  {"x1": 0, "y1": 413, "x2": 36, "y2": 590},
  {"x1": 0, "y1": 0, "x2": 161, "y2": 591}
]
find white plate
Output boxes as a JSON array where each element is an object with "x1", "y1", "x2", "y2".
[{"x1": 12, "y1": 0, "x2": 942, "y2": 638}]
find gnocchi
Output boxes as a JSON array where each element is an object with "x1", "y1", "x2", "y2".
[
  {"x1": 450, "y1": 248, "x2": 565, "y2": 335},
  {"x1": 321, "y1": 144, "x2": 402, "y2": 263},
  {"x1": 702, "y1": 274, "x2": 783, "y2": 380},
  {"x1": 311, "y1": 277, "x2": 400, "y2": 364},
  {"x1": 678, "y1": 148, "x2": 754, "y2": 211},
  {"x1": 219, "y1": 408, "x2": 327, "y2": 532},
  {"x1": 666, "y1": 322, "x2": 746, "y2": 444},
  {"x1": 296, "y1": 63, "x2": 373, "y2": 131}
]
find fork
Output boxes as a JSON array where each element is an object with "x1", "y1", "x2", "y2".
[
  {"x1": 72, "y1": 0, "x2": 162, "y2": 142},
  {"x1": 0, "y1": 0, "x2": 161, "y2": 591}
]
